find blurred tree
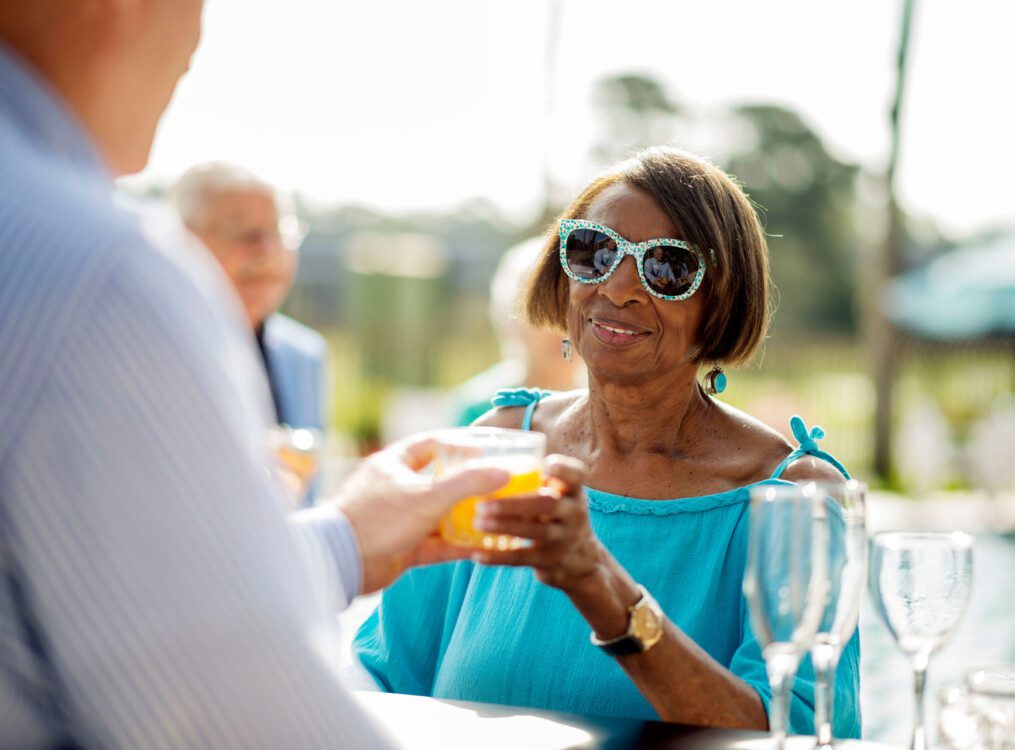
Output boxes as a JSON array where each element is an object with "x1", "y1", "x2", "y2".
[
  {"x1": 590, "y1": 73, "x2": 683, "y2": 165},
  {"x1": 722, "y1": 104, "x2": 861, "y2": 332}
]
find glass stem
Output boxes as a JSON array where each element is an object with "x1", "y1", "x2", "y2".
[
  {"x1": 812, "y1": 645, "x2": 838, "y2": 747},
  {"x1": 767, "y1": 652, "x2": 799, "y2": 750},
  {"x1": 911, "y1": 654, "x2": 929, "y2": 750}
]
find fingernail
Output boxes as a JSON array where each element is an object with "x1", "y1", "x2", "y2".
[{"x1": 474, "y1": 517, "x2": 493, "y2": 531}]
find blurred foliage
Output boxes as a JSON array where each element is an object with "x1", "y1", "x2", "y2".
[
  {"x1": 724, "y1": 104, "x2": 861, "y2": 332},
  {"x1": 590, "y1": 73, "x2": 682, "y2": 166}
]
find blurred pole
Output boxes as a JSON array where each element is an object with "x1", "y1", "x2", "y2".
[
  {"x1": 873, "y1": 0, "x2": 916, "y2": 481},
  {"x1": 537, "y1": 0, "x2": 563, "y2": 229}
]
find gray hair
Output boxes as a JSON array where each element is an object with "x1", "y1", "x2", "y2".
[{"x1": 171, "y1": 162, "x2": 287, "y2": 230}]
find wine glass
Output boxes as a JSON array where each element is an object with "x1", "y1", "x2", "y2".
[
  {"x1": 811, "y1": 480, "x2": 867, "y2": 747},
  {"x1": 869, "y1": 531, "x2": 974, "y2": 750},
  {"x1": 745, "y1": 484, "x2": 829, "y2": 749}
]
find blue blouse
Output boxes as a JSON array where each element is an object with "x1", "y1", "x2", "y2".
[{"x1": 353, "y1": 390, "x2": 861, "y2": 737}]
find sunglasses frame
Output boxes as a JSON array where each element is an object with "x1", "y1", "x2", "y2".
[{"x1": 558, "y1": 219, "x2": 707, "y2": 301}]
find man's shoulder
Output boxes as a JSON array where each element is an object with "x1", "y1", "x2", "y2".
[
  {"x1": 0, "y1": 158, "x2": 140, "y2": 346},
  {"x1": 264, "y1": 314, "x2": 327, "y2": 361}
]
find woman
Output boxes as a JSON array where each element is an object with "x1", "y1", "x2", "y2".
[{"x1": 353, "y1": 147, "x2": 860, "y2": 736}]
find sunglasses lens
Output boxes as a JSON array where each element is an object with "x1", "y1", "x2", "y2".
[
  {"x1": 642, "y1": 245, "x2": 700, "y2": 297},
  {"x1": 564, "y1": 228, "x2": 615, "y2": 280}
]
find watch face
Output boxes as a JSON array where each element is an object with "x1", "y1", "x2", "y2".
[{"x1": 632, "y1": 602, "x2": 663, "y2": 646}]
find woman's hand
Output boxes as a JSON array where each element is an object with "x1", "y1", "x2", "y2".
[{"x1": 471, "y1": 454, "x2": 608, "y2": 592}]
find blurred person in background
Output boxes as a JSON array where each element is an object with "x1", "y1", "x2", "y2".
[
  {"x1": 173, "y1": 162, "x2": 327, "y2": 505},
  {"x1": 451, "y1": 236, "x2": 586, "y2": 426},
  {"x1": 0, "y1": 1, "x2": 533, "y2": 747},
  {"x1": 354, "y1": 147, "x2": 861, "y2": 736}
]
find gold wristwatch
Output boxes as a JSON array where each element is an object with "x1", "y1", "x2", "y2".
[{"x1": 590, "y1": 585, "x2": 664, "y2": 657}]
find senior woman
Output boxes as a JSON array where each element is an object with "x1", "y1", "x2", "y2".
[{"x1": 353, "y1": 147, "x2": 860, "y2": 736}]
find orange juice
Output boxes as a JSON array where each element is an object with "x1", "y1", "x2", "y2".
[
  {"x1": 277, "y1": 445, "x2": 318, "y2": 483},
  {"x1": 267, "y1": 426, "x2": 321, "y2": 506},
  {"x1": 438, "y1": 458, "x2": 543, "y2": 550}
]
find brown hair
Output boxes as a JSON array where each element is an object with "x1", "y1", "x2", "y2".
[{"x1": 522, "y1": 146, "x2": 770, "y2": 366}]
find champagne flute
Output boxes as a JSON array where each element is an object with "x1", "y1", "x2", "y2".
[
  {"x1": 811, "y1": 480, "x2": 867, "y2": 747},
  {"x1": 745, "y1": 484, "x2": 829, "y2": 749},
  {"x1": 869, "y1": 531, "x2": 974, "y2": 750}
]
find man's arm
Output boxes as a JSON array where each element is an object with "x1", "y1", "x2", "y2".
[{"x1": 3, "y1": 255, "x2": 393, "y2": 749}]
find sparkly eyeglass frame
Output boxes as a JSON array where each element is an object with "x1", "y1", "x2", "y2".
[{"x1": 558, "y1": 219, "x2": 707, "y2": 301}]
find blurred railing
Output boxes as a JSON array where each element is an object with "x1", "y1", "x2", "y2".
[{"x1": 319, "y1": 320, "x2": 1014, "y2": 493}]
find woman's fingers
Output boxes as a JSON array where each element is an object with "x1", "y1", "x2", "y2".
[
  {"x1": 470, "y1": 547, "x2": 543, "y2": 568},
  {"x1": 476, "y1": 492, "x2": 561, "y2": 521},
  {"x1": 474, "y1": 517, "x2": 567, "y2": 543},
  {"x1": 543, "y1": 454, "x2": 587, "y2": 490}
]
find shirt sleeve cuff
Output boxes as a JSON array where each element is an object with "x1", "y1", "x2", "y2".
[{"x1": 289, "y1": 505, "x2": 363, "y2": 608}]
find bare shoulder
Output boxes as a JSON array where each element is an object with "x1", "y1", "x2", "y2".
[
  {"x1": 472, "y1": 389, "x2": 584, "y2": 433},
  {"x1": 709, "y1": 401, "x2": 795, "y2": 483},
  {"x1": 714, "y1": 402, "x2": 848, "y2": 484},
  {"x1": 714, "y1": 401, "x2": 791, "y2": 452}
]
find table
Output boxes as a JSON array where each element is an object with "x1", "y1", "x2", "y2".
[{"x1": 352, "y1": 691, "x2": 900, "y2": 749}]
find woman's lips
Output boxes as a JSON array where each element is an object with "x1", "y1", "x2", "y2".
[{"x1": 589, "y1": 318, "x2": 651, "y2": 346}]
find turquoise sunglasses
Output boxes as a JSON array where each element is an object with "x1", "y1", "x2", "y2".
[{"x1": 558, "y1": 219, "x2": 707, "y2": 301}]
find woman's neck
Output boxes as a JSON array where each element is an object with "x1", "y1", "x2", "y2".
[{"x1": 583, "y1": 369, "x2": 713, "y2": 458}]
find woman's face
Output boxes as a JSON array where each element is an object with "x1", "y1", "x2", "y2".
[{"x1": 565, "y1": 182, "x2": 705, "y2": 387}]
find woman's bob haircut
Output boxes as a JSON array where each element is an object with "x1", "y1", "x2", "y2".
[{"x1": 522, "y1": 146, "x2": 771, "y2": 367}]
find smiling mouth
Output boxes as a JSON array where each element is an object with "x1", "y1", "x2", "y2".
[
  {"x1": 597, "y1": 323, "x2": 640, "y2": 335},
  {"x1": 590, "y1": 319, "x2": 651, "y2": 346}
]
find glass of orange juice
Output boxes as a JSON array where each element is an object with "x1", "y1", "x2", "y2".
[
  {"x1": 267, "y1": 425, "x2": 322, "y2": 507},
  {"x1": 433, "y1": 427, "x2": 545, "y2": 550}
]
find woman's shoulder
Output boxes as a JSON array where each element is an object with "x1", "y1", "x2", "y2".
[
  {"x1": 473, "y1": 388, "x2": 584, "y2": 431},
  {"x1": 714, "y1": 399, "x2": 791, "y2": 457},
  {"x1": 713, "y1": 402, "x2": 847, "y2": 485}
]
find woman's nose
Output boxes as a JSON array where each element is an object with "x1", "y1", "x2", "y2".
[{"x1": 597, "y1": 256, "x2": 645, "y2": 306}]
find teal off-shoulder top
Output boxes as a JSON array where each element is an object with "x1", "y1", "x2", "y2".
[{"x1": 353, "y1": 389, "x2": 861, "y2": 737}]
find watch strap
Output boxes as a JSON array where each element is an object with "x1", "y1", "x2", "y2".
[{"x1": 594, "y1": 634, "x2": 645, "y2": 657}]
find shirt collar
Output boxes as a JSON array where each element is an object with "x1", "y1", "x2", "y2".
[{"x1": 0, "y1": 41, "x2": 111, "y2": 183}]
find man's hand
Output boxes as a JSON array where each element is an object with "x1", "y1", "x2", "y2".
[{"x1": 336, "y1": 434, "x2": 509, "y2": 594}]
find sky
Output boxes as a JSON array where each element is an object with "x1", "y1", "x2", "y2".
[{"x1": 125, "y1": 0, "x2": 1015, "y2": 238}]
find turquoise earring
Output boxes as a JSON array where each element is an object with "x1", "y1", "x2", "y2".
[
  {"x1": 561, "y1": 338, "x2": 573, "y2": 362},
  {"x1": 704, "y1": 366, "x2": 727, "y2": 395}
]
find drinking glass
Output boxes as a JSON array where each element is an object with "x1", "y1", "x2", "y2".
[
  {"x1": 745, "y1": 484, "x2": 829, "y2": 749},
  {"x1": 811, "y1": 480, "x2": 868, "y2": 747},
  {"x1": 268, "y1": 425, "x2": 322, "y2": 506},
  {"x1": 869, "y1": 531, "x2": 974, "y2": 750},
  {"x1": 966, "y1": 663, "x2": 1015, "y2": 749},
  {"x1": 433, "y1": 427, "x2": 545, "y2": 550},
  {"x1": 937, "y1": 683, "x2": 981, "y2": 750}
]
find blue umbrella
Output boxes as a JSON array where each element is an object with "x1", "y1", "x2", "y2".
[{"x1": 885, "y1": 234, "x2": 1015, "y2": 339}]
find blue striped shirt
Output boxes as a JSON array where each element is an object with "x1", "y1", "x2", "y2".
[{"x1": 0, "y1": 43, "x2": 390, "y2": 748}]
